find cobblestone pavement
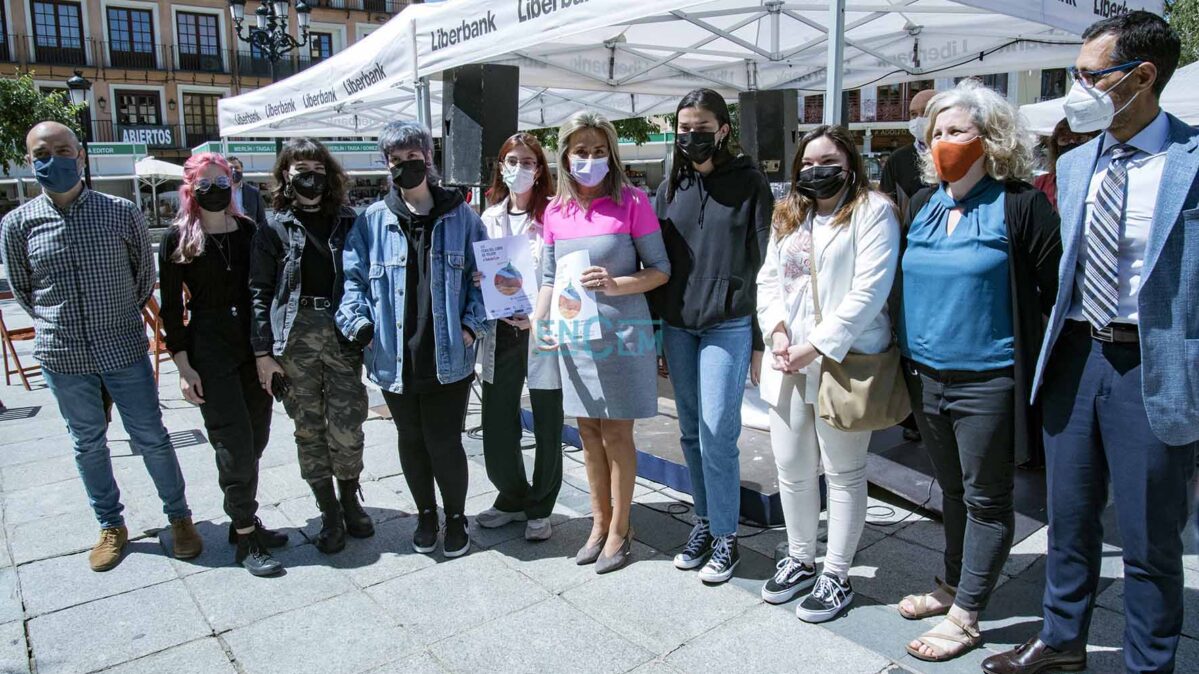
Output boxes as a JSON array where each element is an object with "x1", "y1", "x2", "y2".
[{"x1": 0, "y1": 300, "x2": 1195, "y2": 673}]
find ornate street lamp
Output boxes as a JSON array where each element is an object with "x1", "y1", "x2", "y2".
[
  {"x1": 65, "y1": 69, "x2": 92, "y2": 188},
  {"x1": 228, "y1": 0, "x2": 312, "y2": 82}
]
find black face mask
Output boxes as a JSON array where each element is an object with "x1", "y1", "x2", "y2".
[
  {"x1": 390, "y1": 159, "x2": 427, "y2": 190},
  {"x1": 195, "y1": 185, "x2": 232, "y2": 213},
  {"x1": 231, "y1": 169, "x2": 244, "y2": 184},
  {"x1": 677, "y1": 131, "x2": 719, "y2": 165},
  {"x1": 795, "y1": 165, "x2": 849, "y2": 200},
  {"x1": 1057, "y1": 142, "x2": 1084, "y2": 157},
  {"x1": 290, "y1": 171, "x2": 327, "y2": 200}
]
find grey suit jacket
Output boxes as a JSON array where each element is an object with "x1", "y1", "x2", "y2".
[
  {"x1": 1032, "y1": 112, "x2": 1199, "y2": 446},
  {"x1": 239, "y1": 183, "x2": 269, "y2": 228}
]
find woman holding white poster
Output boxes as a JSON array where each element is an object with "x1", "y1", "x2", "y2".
[
  {"x1": 474, "y1": 133, "x2": 564, "y2": 542},
  {"x1": 532, "y1": 112, "x2": 670, "y2": 574}
]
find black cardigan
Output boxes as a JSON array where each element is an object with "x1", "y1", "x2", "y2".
[{"x1": 899, "y1": 180, "x2": 1062, "y2": 466}]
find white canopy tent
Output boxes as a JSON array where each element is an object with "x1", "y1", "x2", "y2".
[
  {"x1": 134, "y1": 156, "x2": 185, "y2": 228},
  {"x1": 1021, "y1": 61, "x2": 1199, "y2": 136},
  {"x1": 218, "y1": 0, "x2": 1161, "y2": 139}
]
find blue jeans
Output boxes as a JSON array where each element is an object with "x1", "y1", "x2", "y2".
[
  {"x1": 661, "y1": 317, "x2": 753, "y2": 537},
  {"x1": 43, "y1": 358, "x2": 190, "y2": 528}
]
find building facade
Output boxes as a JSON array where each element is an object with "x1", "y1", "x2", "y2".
[{"x1": 0, "y1": 0, "x2": 410, "y2": 162}]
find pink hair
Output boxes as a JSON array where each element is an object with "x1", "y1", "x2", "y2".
[{"x1": 170, "y1": 152, "x2": 243, "y2": 264}]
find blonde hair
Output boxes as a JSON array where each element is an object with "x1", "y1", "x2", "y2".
[
  {"x1": 919, "y1": 78, "x2": 1035, "y2": 185},
  {"x1": 554, "y1": 111, "x2": 635, "y2": 209}
]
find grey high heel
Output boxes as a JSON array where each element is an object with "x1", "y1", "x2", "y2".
[
  {"x1": 575, "y1": 535, "x2": 607, "y2": 565},
  {"x1": 595, "y1": 529, "x2": 634, "y2": 574}
]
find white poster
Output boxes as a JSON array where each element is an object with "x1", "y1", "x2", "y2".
[
  {"x1": 473, "y1": 235, "x2": 538, "y2": 320},
  {"x1": 550, "y1": 250, "x2": 601, "y2": 344}
]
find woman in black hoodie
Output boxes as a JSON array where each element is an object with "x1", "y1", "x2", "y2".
[{"x1": 653, "y1": 88, "x2": 773, "y2": 584}]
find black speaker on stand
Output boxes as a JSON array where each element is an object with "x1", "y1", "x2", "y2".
[
  {"x1": 441, "y1": 64, "x2": 520, "y2": 189},
  {"x1": 737, "y1": 89, "x2": 799, "y2": 183}
]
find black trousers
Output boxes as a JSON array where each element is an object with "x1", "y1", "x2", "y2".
[
  {"x1": 903, "y1": 360, "x2": 1016, "y2": 612},
  {"x1": 1039, "y1": 326, "x2": 1196, "y2": 672},
  {"x1": 382, "y1": 380, "x2": 472, "y2": 516},
  {"x1": 481, "y1": 324, "x2": 564, "y2": 520},
  {"x1": 192, "y1": 325, "x2": 274, "y2": 529}
]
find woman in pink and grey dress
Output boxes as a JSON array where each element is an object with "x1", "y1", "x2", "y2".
[{"x1": 532, "y1": 112, "x2": 670, "y2": 574}]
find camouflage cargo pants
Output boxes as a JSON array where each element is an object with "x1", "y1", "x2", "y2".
[{"x1": 278, "y1": 309, "x2": 368, "y2": 482}]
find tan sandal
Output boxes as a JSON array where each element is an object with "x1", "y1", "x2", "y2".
[
  {"x1": 905, "y1": 614, "x2": 981, "y2": 662},
  {"x1": 897, "y1": 576, "x2": 956, "y2": 620}
]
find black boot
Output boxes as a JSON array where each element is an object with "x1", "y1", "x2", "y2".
[
  {"x1": 235, "y1": 530, "x2": 283, "y2": 576},
  {"x1": 309, "y1": 478, "x2": 346, "y2": 554},
  {"x1": 228, "y1": 517, "x2": 288, "y2": 548},
  {"x1": 337, "y1": 478, "x2": 375, "y2": 539},
  {"x1": 443, "y1": 513, "x2": 470, "y2": 559},
  {"x1": 413, "y1": 509, "x2": 439, "y2": 554}
]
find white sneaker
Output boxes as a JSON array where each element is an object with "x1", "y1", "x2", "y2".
[
  {"x1": 525, "y1": 518, "x2": 552, "y2": 541},
  {"x1": 475, "y1": 507, "x2": 527, "y2": 529}
]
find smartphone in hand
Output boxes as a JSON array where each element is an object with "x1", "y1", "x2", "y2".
[{"x1": 271, "y1": 372, "x2": 291, "y2": 402}]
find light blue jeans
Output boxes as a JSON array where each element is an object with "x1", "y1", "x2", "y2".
[
  {"x1": 43, "y1": 358, "x2": 190, "y2": 528},
  {"x1": 661, "y1": 316, "x2": 753, "y2": 537}
]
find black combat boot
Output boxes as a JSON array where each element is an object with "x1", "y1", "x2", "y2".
[
  {"x1": 337, "y1": 478, "x2": 375, "y2": 538},
  {"x1": 235, "y1": 530, "x2": 283, "y2": 576},
  {"x1": 309, "y1": 478, "x2": 346, "y2": 554},
  {"x1": 228, "y1": 517, "x2": 288, "y2": 548}
]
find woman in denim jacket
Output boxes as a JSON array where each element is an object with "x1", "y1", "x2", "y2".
[{"x1": 337, "y1": 121, "x2": 488, "y2": 558}]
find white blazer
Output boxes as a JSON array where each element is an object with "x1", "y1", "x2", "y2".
[{"x1": 756, "y1": 190, "x2": 900, "y2": 408}]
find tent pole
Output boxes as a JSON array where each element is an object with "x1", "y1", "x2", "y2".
[
  {"x1": 823, "y1": 0, "x2": 846, "y2": 126},
  {"x1": 412, "y1": 23, "x2": 432, "y2": 130}
]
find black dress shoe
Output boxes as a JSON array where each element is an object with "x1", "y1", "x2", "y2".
[{"x1": 982, "y1": 637, "x2": 1086, "y2": 674}]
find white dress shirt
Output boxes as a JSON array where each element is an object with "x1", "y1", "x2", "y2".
[
  {"x1": 232, "y1": 184, "x2": 245, "y2": 214},
  {"x1": 1067, "y1": 110, "x2": 1169, "y2": 324}
]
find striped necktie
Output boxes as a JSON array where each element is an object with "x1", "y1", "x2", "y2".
[{"x1": 1081, "y1": 143, "x2": 1137, "y2": 330}]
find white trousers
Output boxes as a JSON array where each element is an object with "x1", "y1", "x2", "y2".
[{"x1": 767, "y1": 373, "x2": 871, "y2": 579}]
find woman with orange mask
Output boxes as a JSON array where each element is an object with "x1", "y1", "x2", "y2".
[{"x1": 892, "y1": 79, "x2": 1061, "y2": 662}]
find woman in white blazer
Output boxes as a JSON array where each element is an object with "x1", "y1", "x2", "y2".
[{"x1": 756, "y1": 125, "x2": 899, "y2": 623}]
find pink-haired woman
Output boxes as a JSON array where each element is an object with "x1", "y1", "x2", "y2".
[{"x1": 158, "y1": 152, "x2": 286, "y2": 576}]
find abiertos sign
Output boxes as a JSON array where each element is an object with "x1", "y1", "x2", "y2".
[{"x1": 117, "y1": 125, "x2": 176, "y2": 148}]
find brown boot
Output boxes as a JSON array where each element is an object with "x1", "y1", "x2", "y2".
[
  {"x1": 171, "y1": 517, "x2": 203, "y2": 560},
  {"x1": 89, "y1": 525, "x2": 129, "y2": 571}
]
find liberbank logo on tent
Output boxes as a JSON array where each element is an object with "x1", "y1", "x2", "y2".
[
  {"x1": 430, "y1": 11, "x2": 498, "y2": 51},
  {"x1": 518, "y1": 0, "x2": 591, "y2": 22},
  {"x1": 343, "y1": 63, "x2": 388, "y2": 95}
]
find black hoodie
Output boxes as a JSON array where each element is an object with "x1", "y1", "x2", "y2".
[
  {"x1": 385, "y1": 184, "x2": 468, "y2": 391},
  {"x1": 652, "y1": 155, "x2": 773, "y2": 349}
]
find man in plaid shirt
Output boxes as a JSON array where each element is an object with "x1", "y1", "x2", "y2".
[{"x1": 1, "y1": 122, "x2": 202, "y2": 571}]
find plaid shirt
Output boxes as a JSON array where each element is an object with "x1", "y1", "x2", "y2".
[{"x1": 1, "y1": 189, "x2": 154, "y2": 374}]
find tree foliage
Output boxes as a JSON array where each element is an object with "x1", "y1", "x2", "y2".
[
  {"x1": 0, "y1": 71, "x2": 86, "y2": 175},
  {"x1": 1167, "y1": 0, "x2": 1198, "y2": 67}
]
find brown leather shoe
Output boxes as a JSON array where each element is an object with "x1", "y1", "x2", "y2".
[
  {"x1": 89, "y1": 525, "x2": 129, "y2": 571},
  {"x1": 171, "y1": 517, "x2": 203, "y2": 560},
  {"x1": 982, "y1": 637, "x2": 1086, "y2": 674}
]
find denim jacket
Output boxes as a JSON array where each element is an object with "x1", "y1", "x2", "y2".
[
  {"x1": 336, "y1": 198, "x2": 489, "y2": 393},
  {"x1": 249, "y1": 206, "x2": 357, "y2": 356}
]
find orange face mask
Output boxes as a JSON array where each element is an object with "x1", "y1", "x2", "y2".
[{"x1": 931, "y1": 136, "x2": 985, "y2": 183}]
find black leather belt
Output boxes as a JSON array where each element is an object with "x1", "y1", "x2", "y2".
[
  {"x1": 298, "y1": 296, "x2": 332, "y2": 310},
  {"x1": 1066, "y1": 320, "x2": 1139, "y2": 344}
]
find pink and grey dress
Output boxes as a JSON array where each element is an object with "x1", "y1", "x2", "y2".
[{"x1": 541, "y1": 187, "x2": 671, "y2": 419}]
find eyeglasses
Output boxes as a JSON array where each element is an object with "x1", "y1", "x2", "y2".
[
  {"x1": 503, "y1": 157, "x2": 538, "y2": 170},
  {"x1": 1068, "y1": 60, "x2": 1143, "y2": 89},
  {"x1": 194, "y1": 175, "x2": 231, "y2": 193}
]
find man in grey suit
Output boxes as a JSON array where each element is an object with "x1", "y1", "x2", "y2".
[
  {"x1": 227, "y1": 156, "x2": 268, "y2": 228},
  {"x1": 984, "y1": 12, "x2": 1197, "y2": 674}
]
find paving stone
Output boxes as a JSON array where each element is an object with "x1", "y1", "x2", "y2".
[
  {"x1": 97, "y1": 637, "x2": 235, "y2": 674},
  {"x1": 7, "y1": 508, "x2": 157, "y2": 566},
  {"x1": 462, "y1": 493, "x2": 528, "y2": 549},
  {"x1": 465, "y1": 459, "x2": 498, "y2": 500},
  {"x1": 1001, "y1": 524, "x2": 1048, "y2": 582},
  {"x1": 492, "y1": 516, "x2": 658, "y2": 595},
  {"x1": 3, "y1": 479, "x2": 93, "y2": 526},
  {"x1": 0, "y1": 569, "x2": 19, "y2": 625},
  {"x1": 17, "y1": 542, "x2": 175, "y2": 617},
  {"x1": 361, "y1": 440, "x2": 404, "y2": 481},
  {"x1": 160, "y1": 507, "x2": 297, "y2": 578},
  {"x1": 629, "y1": 502, "x2": 694, "y2": 555},
  {"x1": 849, "y1": 532, "x2": 948, "y2": 607},
  {"x1": 1080, "y1": 606, "x2": 1199, "y2": 673},
  {"x1": 431, "y1": 597, "x2": 652, "y2": 674},
  {"x1": 892, "y1": 519, "x2": 946, "y2": 553},
  {"x1": 552, "y1": 482, "x2": 595, "y2": 517},
  {"x1": 365, "y1": 550, "x2": 551, "y2": 644},
  {"x1": 1096, "y1": 564, "x2": 1198, "y2": 639},
  {"x1": 624, "y1": 660, "x2": 682, "y2": 674},
  {"x1": 0, "y1": 454, "x2": 78, "y2": 492},
  {"x1": 810, "y1": 596, "x2": 930, "y2": 665},
  {"x1": 184, "y1": 543, "x2": 356, "y2": 632},
  {"x1": 977, "y1": 576, "x2": 1047, "y2": 651},
  {"x1": 366, "y1": 650, "x2": 448, "y2": 673},
  {"x1": 274, "y1": 481, "x2": 412, "y2": 545},
  {"x1": 253, "y1": 463, "x2": 311, "y2": 505},
  {"x1": 223, "y1": 592, "x2": 418, "y2": 674},
  {"x1": 0, "y1": 619, "x2": 29, "y2": 674},
  {"x1": 562, "y1": 554, "x2": 760, "y2": 656},
  {"x1": 667, "y1": 603, "x2": 889, "y2": 673},
  {"x1": 26, "y1": 580, "x2": 210, "y2": 674},
  {"x1": 720, "y1": 544, "x2": 780, "y2": 600},
  {"x1": 323, "y1": 515, "x2": 437, "y2": 589}
]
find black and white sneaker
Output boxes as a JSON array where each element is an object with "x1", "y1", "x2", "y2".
[
  {"x1": 673, "y1": 519, "x2": 713, "y2": 570},
  {"x1": 412, "y1": 509, "x2": 439, "y2": 554},
  {"x1": 696, "y1": 534, "x2": 739, "y2": 583},
  {"x1": 796, "y1": 572, "x2": 854, "y2": 623},
  {"x1": 761, "y1": 556, "x2": 817, "y2": 604}
]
